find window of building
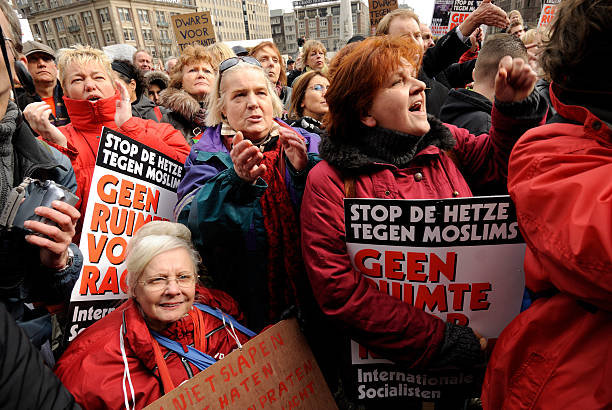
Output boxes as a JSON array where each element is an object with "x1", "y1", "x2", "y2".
[
  {"x1": 49, "y1": 0, "x2": 58, "y2": 8},
  {"x1": 143, "y1": 29, "x2": 153, "y2": 41},
  {"x1": 98, "y1": 8, "x2": 110, "y2": 24},
  {"x1": 73, "y1": 33, "x2": 83, "y2": 44},
  {"x1": 332, "y1": 16, "x2": 339, "y2": 25},
  {"x1": 67, "y1": 15, "x2": 78, "y2": 27},
  {"x1": 332, "y1": 6, "x2": 340, "y2": 15},
  {"x1": 298, "y1": 20, "x2": 305, "y2": 29},
  {"x1": 156, "y1": 10, "x2": 167, "y2": 24},
  {"x1": 159, "y1": 29, "x2": 169, "y2": 40},
  {"x1": 53, "y1": 17, "x2": 65, "y2": 32},
  {"x1": 138, "y1": 9, "x2": 150, "y2": 24},
  {"x1": 117, "y1": 7, "x2": 132, "y2": 23},
  {"x1": 320, "y1": 18, "x2": 327, "y2": 27},
  {"x1": 41, "y1": 20, "x2": 51, "y2": 34},
  {"x1": 333, "y1": 26, "x2": 339, "y2": 35},
  {"x1": 87, "y1": 31, "x2": 98, "y2": 47},
  {"x1": 308, "y1": 20, "x2": 315, "y2": 29},
  {"x1": 103, "y1": 29, "x2": 114, "y2": 44},
  {"x1": 81, "y1": 11, "x2": 93, "y2": 26},
  {"x1": 123, "y1": 28, "x2": 135, "y2": 41},
  {"x1": 59, "y1": 37, "x2": 68, "y2": 47},
  {"x1": 47, "y1": 39, "x2": 57, "y2": 49}
]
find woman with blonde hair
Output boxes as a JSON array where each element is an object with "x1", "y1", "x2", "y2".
[
  {"x1": 287, "y1": 40, "x2": 327, "y2": 86},
  {"x1": 175, "y1": 56, "x2": 320, "y2": 331},
  {"x1": 159, "y1": 45, "x2": 216, "y2": 144}
]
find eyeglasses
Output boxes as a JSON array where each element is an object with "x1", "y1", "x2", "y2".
[
  {"x1": 139, "y1": 273, "x2": 197, "y2": 292},
  {"x1": 309, "y1": 84, "x2": 328, "y2": 92},
  {"x1": 2, "y1": 36, "x2": 16, "y2": 55}
]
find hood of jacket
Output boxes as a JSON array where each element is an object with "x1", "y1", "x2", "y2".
[
  {"x1": 63, "y1": 89, "x2": 120, "y2": 133},
  {"x1": 145, "y1": 70, "x2": 170, "y2": 88},
  {"x1": 319, "y1": 114, "x2": 455, "y2": 174},
  {"x1": 158, "y1": 87, "x2": 203, "y2": 122}
]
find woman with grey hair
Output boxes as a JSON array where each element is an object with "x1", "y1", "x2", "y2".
[
  {"x1": 54, "y1": 221, "x2": 254, "y2": 409},
  {"x1": 175, "y1": 57, "x2": 321, "y2": 332}
]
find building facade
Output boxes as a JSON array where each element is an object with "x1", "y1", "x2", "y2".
[
  {"x1": 271, "y1": 0, "x2": 368, "y2": 57},
  {"x1": 16, "y1": 0, "x2": 271, "y2": 57},
  {"x1": 494, "y1": 0, "x2": 543, "y2": 30}
]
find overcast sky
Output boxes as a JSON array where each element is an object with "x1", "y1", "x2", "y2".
[{"x1": 268, "y1": 0, "x2": 436, "y2": 25}]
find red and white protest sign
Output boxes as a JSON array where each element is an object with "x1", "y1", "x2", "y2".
[
  {"x1": 344, "y1": 196, "x2": 526, "y2": 405},
  {"x1": 144, "y1": 319, "x2": 338, "y2": 410},
  {"x1": 66, "y1": 128, "x2": 183, "y2": 341},
  {"x1": 537, "y1": 0, "x2": 561, "y2": 28}
]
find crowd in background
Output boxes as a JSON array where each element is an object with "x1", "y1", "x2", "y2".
[{"x1": 0, "y1": 0, "x2": 610, "y2": 409}]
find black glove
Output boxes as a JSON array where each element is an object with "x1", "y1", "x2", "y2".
[{"x1": 429, "y1": 322, "x2": 485, "y2": 369}]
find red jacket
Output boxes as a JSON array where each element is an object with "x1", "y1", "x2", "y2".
[
  {"x1": 482, "y1": 87, "x2": 612, "y2": 408},
  {"x1": 48, "y1": 90, "x2": 190, "y2": 240},
  {"x1": 301, "y1": 105, "x2": 545, "y2": 367},
  {"x1": 55, "y1": 287, "x2": 251, "y2": 409}
]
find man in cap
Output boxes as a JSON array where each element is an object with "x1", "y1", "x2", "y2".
[{"x1": 17, "y1": 40, "x2": 69, "y2": 126}]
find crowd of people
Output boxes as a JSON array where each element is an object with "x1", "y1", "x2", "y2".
[{"x1": 0, "y1": 0, "x2": 610, "y2": 409}]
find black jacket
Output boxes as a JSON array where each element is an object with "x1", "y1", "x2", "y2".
[
  {"x1": 16, "y1": 83, "x2": 70, "y2": 127},
  {"x1": 439, "y1": 88, "x2": 492, "y2": 136},
  {"x1": 0, "y1": 302, "x2": 80, "y2": 409},
  {"x1": 423, "y1": 28, "x2": 470, "y2": 80},
  {"x1": 1, "y1": 107, "x2": 82, "y2": 324},
  {"x1": 131, "y1": 93, "x2": 170, "y2": 123},
  {"x1": 420, "y1": 70, "x2": 450, "y2": 118}
]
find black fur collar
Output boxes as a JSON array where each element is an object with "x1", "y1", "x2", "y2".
[{"x1": 320, "y1": 115, "x2": 455, "y2": 173}]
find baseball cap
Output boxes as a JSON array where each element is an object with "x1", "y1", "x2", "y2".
[{"x1": 23, "y1": 40, "x2": 55, "y2": 60}]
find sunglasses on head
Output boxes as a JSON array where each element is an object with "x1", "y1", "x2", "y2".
[{"x1": 219, "y1": 56, "x2": 261, "y2": 74}]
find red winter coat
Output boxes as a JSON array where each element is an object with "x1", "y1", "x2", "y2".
[
  {"x1": 47, "y1": 90, "x2": 190, "y2": 241},
  {"x1": 301, "y1": 105, "x2": 546, "y2": 367},
  {"x1": 482, "y1": 86, "x2": 612, "y2": 408},
  {"x1": 55, "y1": 287, "x2": 252, "y2": 409}
]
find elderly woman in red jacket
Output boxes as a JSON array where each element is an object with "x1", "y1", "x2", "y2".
[
  {"x1": 300, "y1": 35, "x2": 546, "y2": 404},
  {"x1": 55, "y1": 221, "x2": 254, "y2": 409},
  {"x1": 23, "y1": 45, "x2": 190, "y2": 240}
]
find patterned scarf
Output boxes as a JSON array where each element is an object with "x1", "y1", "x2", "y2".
[{"x1": 258, "y1": 126, "x2": 305, "y2": 321}]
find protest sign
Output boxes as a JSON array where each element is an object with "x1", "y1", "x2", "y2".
[
  {"x1": 430, "y1": 0, "x2": 455, "y2": 36},
  {"x1": 344, "y1": 196, "x2": 526, "y2": 406},
  {"x1": 171, "y1": 11, "x2": 216, "y2": 52},
  {"x1": 66, "y1": 128, "x2": 183, "y2": 341},
  {"x1": 448, "y1": 0, "x2": 479, "y2": 31},
  {"x1": 537, "y1": 0, "x2": 561, "y2": 28},
  {"x1": 145, "y1": 319, "x2": 338, "y2": 410},
  {"x1": 369, "y1": 0, "x2": 398, "y2": 29}
]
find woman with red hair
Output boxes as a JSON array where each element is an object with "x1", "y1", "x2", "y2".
[{"x1": 300, "y1": 35, "x2": 547, "y2": 405}]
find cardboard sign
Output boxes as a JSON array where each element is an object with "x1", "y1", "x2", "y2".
[
  {"x1": 448, "y1": 0, "x2": 479, "y2": 31},
  {"x1": 344, "y1": 196, "x2": 526, "y2": 405},
  {"x1": 369, "y1": 0, "x2": 398, "y2": 29},
  {"x1": 145, "y1": 319, "x2": 338, "y2": 410},
  {"x1": 537, "y1": 0, "x2": 561, "y2": 28},
  {"x1": 66, "y1": 128, "x2": 183, "y2": 341},
  {"x1": 430, "y1": 0, "x2": 455, "y2": 36},
  {"x1": 171, "y1": 11, "x2": 216, "y2": 52}
]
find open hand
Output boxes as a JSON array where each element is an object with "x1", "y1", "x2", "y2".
[
  {"x1": 23, "y1": 102, "x2": 68, "y2": 148},
  {"x1": 279, "y1": 127, "x2": 307, "y2": 172},
  {"x1": 460, "y1": 0, "x2": 509, "y2": 36},
  {"x1": 230, "y1": 131, "x2": 267, "y2": 182},
  {"x1": 23, "y1": 200, "x2": 80, "y2": 270},
  {"x1": 115, "y1": 80, "x2": 133, "y2": 128},
  {"x1": 494, "y1": 55, "x2": 537, "y2": 103}
]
